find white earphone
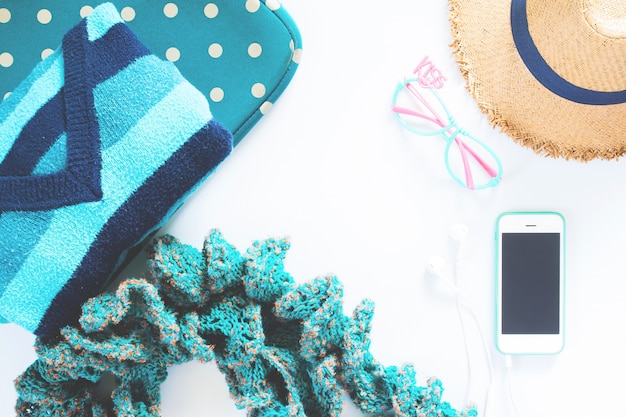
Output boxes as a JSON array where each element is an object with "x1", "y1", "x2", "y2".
[
  {"x1": 426, "y1": 255, "x2": 462, "y2": 295},
  {"x1": 448, "y1": 223, "x2": 468, "y2": 243},
  {"x1": 424, "y1": 224, "x2": 495, "y2": 417},
  {"x1": 426, "y1": 255, "x2": 446, "y2": 276},
  {"x1": 426, "y1": 223, "x2": 468, "y2": 291}
]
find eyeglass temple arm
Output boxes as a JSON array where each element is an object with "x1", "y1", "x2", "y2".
[
  {"x1": 391, "y1": 105, "x2": 442, "y2": 127},
  {"x1": 391, "y1": 82, "x2": 452, "y2": 130},
  {"x1": 456, "y1": 137, "x2": 499, "y2": 178},
  {"x1": 406, "y1": 83, "x2": 446, "y2": 123},
  {"x1": 393, "y1": 103, "x2": 476, "y2": 188}
]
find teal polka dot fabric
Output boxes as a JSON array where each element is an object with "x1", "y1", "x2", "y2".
[{"x1": 0, "y1": 0, "x2": 302, "y2": 145}]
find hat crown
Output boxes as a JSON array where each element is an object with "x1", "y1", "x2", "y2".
[{"x1": 583, "y1": 0, "x2": 626, "y2": 39}]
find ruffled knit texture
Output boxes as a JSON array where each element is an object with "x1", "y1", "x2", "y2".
[{"x1": 15, "y1": 230, "x2": 476, "y2": 417}]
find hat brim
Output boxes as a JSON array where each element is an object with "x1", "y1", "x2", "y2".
[{"x1": 449, "y1": 0, "x2": 626, "y2": 161}]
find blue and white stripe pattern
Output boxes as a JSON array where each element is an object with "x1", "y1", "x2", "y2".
[{"x1": 0, "y1": 3, "x2": 233, "y2": 335}]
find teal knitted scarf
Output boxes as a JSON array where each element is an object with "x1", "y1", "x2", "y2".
[{"x1": 15, "y1": 230, "x2": 476, "y2": 417}]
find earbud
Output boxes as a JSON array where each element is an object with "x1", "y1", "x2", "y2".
[
  {"x1": 425, "y1": 223, "x2": 495, "y2": 417},
  {"x1": 426, "y1": 256, "x2": 460, "y2": 292},
  {"x1": 449, "y1": 223, "x2": 468, "y2": 242},
  {"x1": 426, "y1": 256, "x2": 446, "y2": 276}
]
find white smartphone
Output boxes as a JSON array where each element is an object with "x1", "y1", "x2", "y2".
[{"x1": 495, "y1": 212, "x2": 565, "y2": 355}]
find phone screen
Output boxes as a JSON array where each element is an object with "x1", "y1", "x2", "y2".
[{"x1": 501, "y1": 232, "x2": 560, "y2": 335}]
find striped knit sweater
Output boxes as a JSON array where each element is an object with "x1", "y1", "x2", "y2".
[{"x1": 0, "y1": 3, "x2": 232, "y2": 336}]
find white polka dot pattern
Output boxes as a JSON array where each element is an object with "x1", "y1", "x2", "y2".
[
  {"x1": 292, "y1": 48, "x2": 303, "y2": 64},
  {"x1": 164, "y1": 3, "x2": 178, "y2": 18},
  {"x1": 165, "y1": 47, "x2": 181, "y2": 62},
  {"x1": 248, "y1": 42, "x2": 262, "y2": 58},
  {"x1": 0, "y1": 0, "x2": 303, "y2": 129},
  {"x1": 120, "y1": 6, "x2": 135, "y2": 22},
  {"x1": 0, "y1": 8, "x2": 11, "y2": 23},
  {"x1": 208, "y1": 43, "x2": 223, "y2": 58},
  {"x1": 204, "y1": 3, "x2": 219, "y2": 18},
  {"x1": 80, "y1": 6, "x2": 93, "y2": 18},
  {"x1": 290, "y1": 39, "x2": 303, "y2": 64},
  {"x1": 251, "y1": 82, "x2": 266, "y2": 98},
  {"x1": 245, "y1": 0, "x2": 261, "y2": 13},
  {"x1": 41, "y1": 48, "x2": 54, "y2": 60},
  {"x1": 37, "y1": 9, "x2": 52, "y2": 24},
  {"x1": 260, "y1": 101, "x2": 273, "y2": 114},
  {"x1": 266, "y1": 0, "x2": 281, "y2": 11},
  {"x1": 0, "y1": 52, "x2": 13, "y2": 68},
  {"x1": 210, "y1": 87, "x2": 225, "y2": 102}
]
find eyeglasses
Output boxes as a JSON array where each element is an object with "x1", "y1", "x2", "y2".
[{"x1": 391, "y1": 57, "x2": 503, "y2": 190}]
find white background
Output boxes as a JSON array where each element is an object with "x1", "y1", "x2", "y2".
[{"x1": 3, "y1": 1, "x2": 626, "y2": 416}]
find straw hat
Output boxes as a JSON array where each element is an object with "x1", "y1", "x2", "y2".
[{"x1": 449, "y1": 0, "x2": 626, "y2": 161}]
